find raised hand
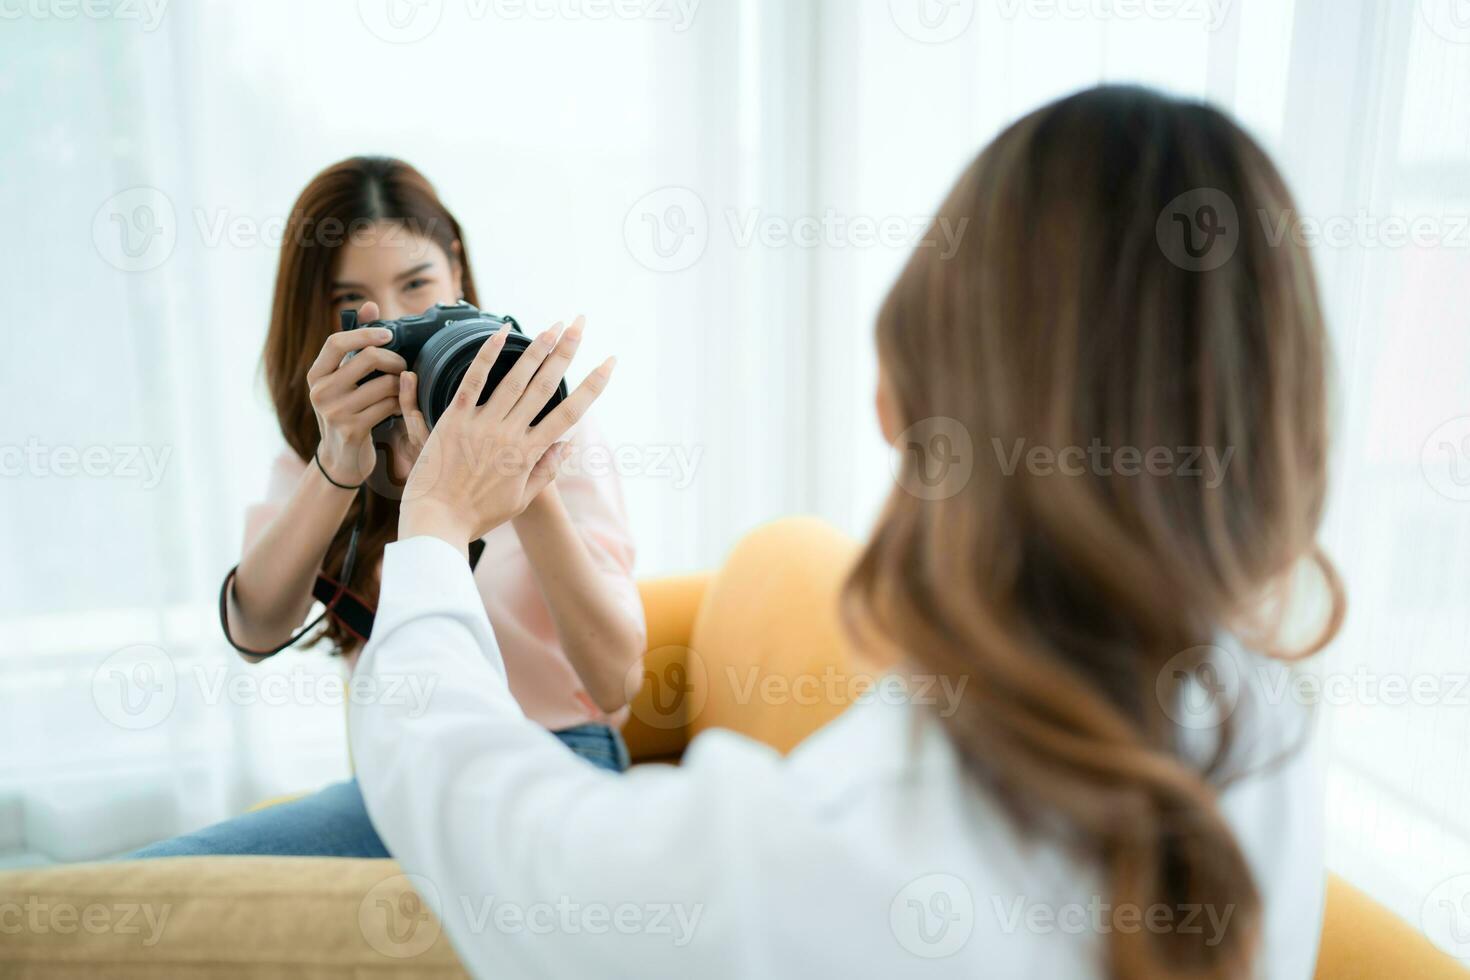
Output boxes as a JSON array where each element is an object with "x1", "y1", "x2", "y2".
[
  {"x1": 308, "y1": 301, "x2": 405, "y2": 486},
  {"x1": 399, "y1": 316, "x2": 614, "y2": 549}
]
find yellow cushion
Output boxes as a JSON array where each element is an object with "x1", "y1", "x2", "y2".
[
  {"x1": 621, "y1": 571, "x2": 712, "y2": 763},
  {"x1": 683, "y1": 516, "x2": 868, "y2": 754}
]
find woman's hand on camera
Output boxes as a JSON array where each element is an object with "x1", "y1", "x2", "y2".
[
  {"x1": 308, "y1": 301, "x2": 406, "y2": 486},
  {"x1": 386, "y1": 369, "x2": 432, "y2": 483},
  {"x1": 399, "y1": 317, "x2": 615, "y2": 552}
]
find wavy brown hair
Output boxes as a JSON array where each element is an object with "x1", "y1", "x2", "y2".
[
  {"x1": 844, "y1": 87, "x2": 1344, "y2": 978},
  {"x1": 262, "y1": 156, "x2": 479, "y2": 655}
]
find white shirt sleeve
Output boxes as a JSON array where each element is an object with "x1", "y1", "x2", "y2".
[{"x1": 350, "y1": 536, "x2": 819, "y2": 978}]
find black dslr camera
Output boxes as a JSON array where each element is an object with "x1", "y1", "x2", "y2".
[{"x1": 342, "y1": 302, "x2": 568, "y2": 431}]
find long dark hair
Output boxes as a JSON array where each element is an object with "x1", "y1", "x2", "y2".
[
  {"x1": 844, "y1": 86, "x2": 1344, "y2": 978},
  {"x1": 262, "y1": 156, "x2": 479, "y2": 654}
]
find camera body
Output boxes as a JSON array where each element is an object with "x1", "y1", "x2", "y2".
[{"x1": 342, "y1": 302, "x2": 567, "y2": 431}]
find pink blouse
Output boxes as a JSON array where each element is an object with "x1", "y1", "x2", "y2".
[{"x1": 242, "y1": 417, "x2": 646, "y2": 732}]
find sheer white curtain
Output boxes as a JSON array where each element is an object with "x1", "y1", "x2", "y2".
[
  {"x1": 0, "y1": 10, "x2": 242, "y2": 861},
  {"x1": 4, "y1": 1, "x2": 1469, "y2": 953}
]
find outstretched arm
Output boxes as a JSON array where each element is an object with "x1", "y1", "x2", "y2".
[{"x1": 351, "y1": 533, "x2": 819, "y2": 977}]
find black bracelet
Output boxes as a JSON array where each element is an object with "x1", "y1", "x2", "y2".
[{"x1": 314, "y1": 450, "x2": 365, "y2": 491}]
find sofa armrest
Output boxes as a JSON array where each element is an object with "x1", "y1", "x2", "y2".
[{"x1": 0, "y1": 857, "x2": 466, "y2": 978}]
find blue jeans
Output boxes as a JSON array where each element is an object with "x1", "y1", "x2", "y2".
[{"x1": 128, "y1": 724, "x2": 629, "y2": 859}]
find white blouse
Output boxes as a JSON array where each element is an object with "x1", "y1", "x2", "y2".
[{"x1": 350, "y1": 536, "x2": 1324, "y2": 978}]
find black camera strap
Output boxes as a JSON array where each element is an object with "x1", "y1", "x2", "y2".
[
  {"x1": 308, "y1": 572, "x2": 375, "y2": 646},
  {"x1": 219, "y1": 519, "x2": 486, "y2": 659},
  {"x1": 306, "y1": 538, "x2": 487, "y2": 645},
  {"x1": 218, "y1": 508, "x2": 366, "y2": 660}
]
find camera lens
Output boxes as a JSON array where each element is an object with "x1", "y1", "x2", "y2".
[{"x1": 414, "y1": 319, "x2": 568, "y2": 430}]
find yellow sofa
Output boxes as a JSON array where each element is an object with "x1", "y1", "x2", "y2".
[{"x1": 0, "y1": 518, "x2": 1464, "y2": 978}]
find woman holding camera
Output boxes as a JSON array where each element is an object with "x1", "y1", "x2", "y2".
[{"x1": 132, "y1": 157, "x2": 646, "y2": 858}]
